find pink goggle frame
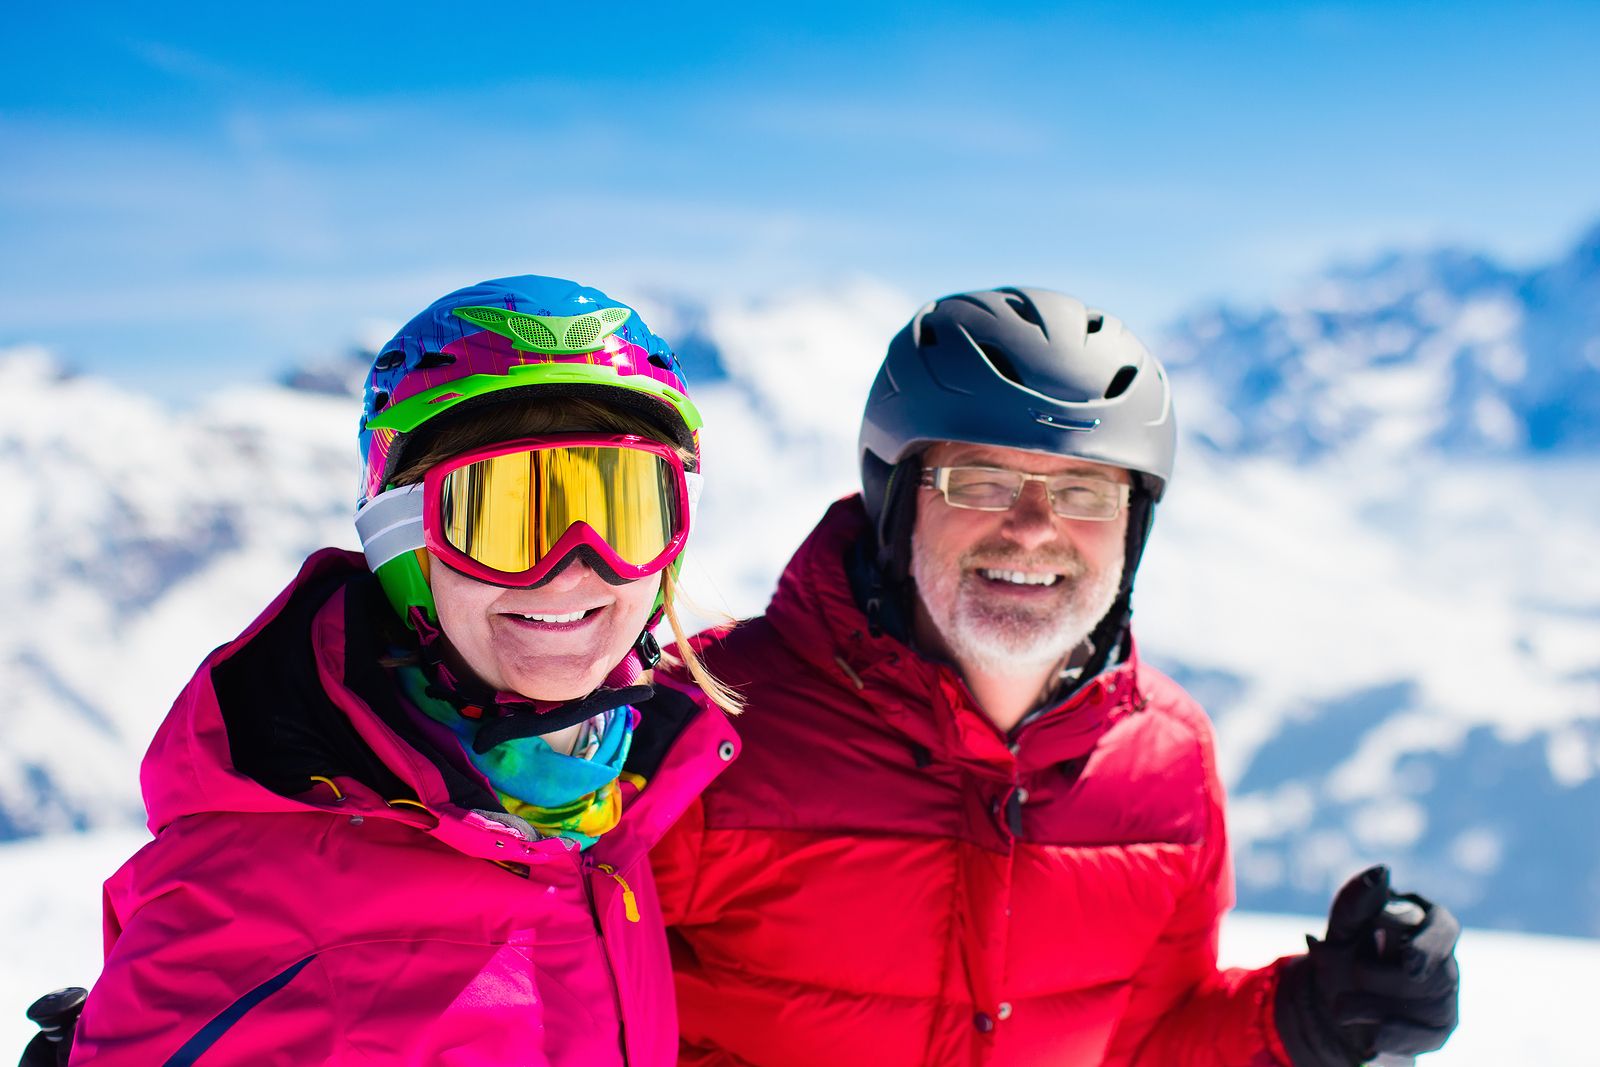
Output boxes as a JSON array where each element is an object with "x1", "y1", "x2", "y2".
[{"x1": 418, "y1": 433, "x2": 698, "y2": 587}]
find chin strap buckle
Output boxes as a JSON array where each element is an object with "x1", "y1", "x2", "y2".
[{"x1": 634, "y1": 630, "x2": 662, "y2": 670}]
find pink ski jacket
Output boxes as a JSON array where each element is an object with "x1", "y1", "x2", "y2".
[
  {"x1": 653, "y1": 498, "x2": 1291, "y2": 1067},
  {"x1": 71, "y1": 549, "x2": 738, "y2": 1067}
]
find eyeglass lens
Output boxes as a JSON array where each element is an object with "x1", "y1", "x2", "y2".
[{"x1": 941, "y1": 467, "x2": 1123, "y2": 519}]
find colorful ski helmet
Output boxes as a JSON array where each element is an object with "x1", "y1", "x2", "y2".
[{"x1": 357, "y1": 275, "x2": 702, "y2": 624}]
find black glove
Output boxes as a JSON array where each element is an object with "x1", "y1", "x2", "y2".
[
  {"x1": 20, "y1": 987, "x2": 86, "y2": 1067},
  {"x1": 19, "y1": 1033, "x2": 69, "y2": 1067},
  {"x1": 1275, "y1": 865, "x2": 1460, "y2": 1066}
]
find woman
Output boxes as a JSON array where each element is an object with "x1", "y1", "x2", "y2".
[{"x1": 66, "y1": 276, "x2": 740, "y2": 1066}]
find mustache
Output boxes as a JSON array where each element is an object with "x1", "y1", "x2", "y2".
[{"x1": 961, "y1": 542, "x2": 1086, "y2": 576}]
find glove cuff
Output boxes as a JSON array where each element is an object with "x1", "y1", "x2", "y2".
[{"x1": 1274, "y1": 954, "x2": 1363, "y2": 1067}]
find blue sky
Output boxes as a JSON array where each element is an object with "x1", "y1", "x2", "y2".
[{"x1": 3, "y1": 1, "x2": 1598, "y2": 397}]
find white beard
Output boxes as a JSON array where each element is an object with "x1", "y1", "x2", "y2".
[{"x1": 910, "y1": 526, "x2": 1124, "y2": 676}]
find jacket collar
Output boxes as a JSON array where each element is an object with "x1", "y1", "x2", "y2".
[{"x1": 145, "y1": 549, "x2": 729, "y2": 870}]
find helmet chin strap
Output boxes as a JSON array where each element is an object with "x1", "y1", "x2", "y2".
[{"x1": 407, "y1": 607, "x2": 659, "y2": 737}]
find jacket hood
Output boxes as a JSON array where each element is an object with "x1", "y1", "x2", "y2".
[
  {"x1": 757, "y1": 495, "x2": 1144, "y2": 773},
  {"x1": 141, "y1": 550, "x2": 398, "y2": 832}
]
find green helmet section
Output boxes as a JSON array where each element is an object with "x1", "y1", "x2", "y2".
[{"x1": 452, "y1": 305, "x2": 633, "y2": 355}]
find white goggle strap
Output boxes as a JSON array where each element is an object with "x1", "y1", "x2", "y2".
[
  {"x1": 355, "y1": 483, "x2": 426, "y2": 572},
  {"x1": 684, "y1": 471, "x2": 704, "y2": 533}
]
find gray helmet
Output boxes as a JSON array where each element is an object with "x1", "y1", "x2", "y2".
[
  {"x1": 859, "y1": 286, "x2": 1175, "y2": 527},
  {"x1": 856, "y1": 287, "x2": 1177, "y2": 677}
]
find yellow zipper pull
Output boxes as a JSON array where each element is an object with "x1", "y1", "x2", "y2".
[{"x1": 595, "y1": 863, "x2": 641, "y2": 923}]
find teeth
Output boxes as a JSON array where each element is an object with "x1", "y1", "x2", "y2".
[
  {"x1": 520, "y1": 610, "x2": 588, "y2": 623},
  {"x1": 979, "y1": 568, "x2": 1060, "y2": 587}
]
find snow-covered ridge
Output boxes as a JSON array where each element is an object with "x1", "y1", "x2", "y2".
[
  {"x1": 0, "y1": 227, "x2": 1596, "y2": 938},
  {"x1": 1162, "y1": 222, "x2": 1600, "y2": 457}
]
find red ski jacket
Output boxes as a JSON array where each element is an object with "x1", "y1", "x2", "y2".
[{"x1": 652, "y1": 497, "x2": 1293, "y2": 1067}]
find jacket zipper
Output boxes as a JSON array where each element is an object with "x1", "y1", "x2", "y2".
[
  {"x1": 595, "y1": 862, "x2": 641, "y2": 922},
  {"x1": 580, "y1": 857, "x2": 634, "y2": 1062}
]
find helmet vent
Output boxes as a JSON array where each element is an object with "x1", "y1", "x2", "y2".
[
  {"x1": 371, "y1": 389, "x2": 390, "y2": 410},
  {"x1": 647, "y1": 353, "x2": 672, "y2": 369},
  {"x1": 374, "y1": 351, "x2": 405, "y2": 371},
  {"x1": 508, "y1": 316, "x2": 561, "y2": 351},
  {"x1": 918, "y1": 322, "x2": 939, "y2": 348},
  {"x1": 1001, "y1": 291, "x2": 1044, "y2": 329},
  {"x1": 1085, "y1": 313, "x2": 1105, "y2": 334},
  {"x1": 977, "y1": 343, "x2": 1024, "y2": 386},
  {"x1": 416, "y1": 351, "x2": 456, "y2": 369},
  {"x1": 565, "y1": 318, "x2": 602, "y2": 349},
  {"x1": 1104, "y1": 365, "x2": 1138, "y2": 399}
]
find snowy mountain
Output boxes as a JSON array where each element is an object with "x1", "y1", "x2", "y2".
[
  {"x1": 1162, "y1": 221, "x2": 1600, "y2": 457},
  {"x1": 1150, "y1": 221, "x2": 1600, "y2": 933},
  {"x1": 0, "y1": 350, "x2": 358, "y2": 836},
  {"x1": 0, "y1": 233, "x2": 1596, "y2": 940}
]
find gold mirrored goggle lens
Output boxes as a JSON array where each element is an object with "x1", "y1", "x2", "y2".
[{"x1": 439, "y1": 446, "x2": 678, "y2": 573}]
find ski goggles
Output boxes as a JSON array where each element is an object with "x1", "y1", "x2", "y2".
[{"x1": 357, "y1": 434, "x2": 701, "y2": 586}]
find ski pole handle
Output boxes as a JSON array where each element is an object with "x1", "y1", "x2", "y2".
[
  {"x1": 1368, "y1": 899, "x2": 1426, "y2": 1067},
  {"x1": 21, "y1": 988, "x2": 87, "y2": 1067}
]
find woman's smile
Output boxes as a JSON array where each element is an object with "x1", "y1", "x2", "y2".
[{"x1": 432, "y1": 556, "x2": 657, "y2": 701}]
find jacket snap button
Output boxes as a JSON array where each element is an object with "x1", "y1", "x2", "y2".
[
  {"x1": 348, "y1": 815, "x2": 364, "y2": 826},
  {"x1": 1015, "y1": 787, "x2": 1029, "y2": 804},
  {"x1": 717, "y1": 740, "x2": 736, "y2": 761},
  {"x1": 997, "y1": 1002, "x2": 1013, "y2": 1021},
  {"x1": 973, "y1": 1012, "x2": 994, "y2": 1033}
]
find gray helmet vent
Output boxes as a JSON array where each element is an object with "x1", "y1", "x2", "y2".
[
  {"x1": 1000, "y1": 289, "x2": 1046, "y2": 331},
  {"x1": 1104, "y1": 364, "x2": 1138, "y2": 399},
  {"x1": 1086, "y1": 313, "x2": 1104, "y2": 334},
  {"x1": 976, "y1": 342, "x2": 1023, "y2": 387}
]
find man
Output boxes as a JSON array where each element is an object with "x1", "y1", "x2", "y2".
[{"x1": 652, "y1": 288, "x2": 1459, "y2": 1066}]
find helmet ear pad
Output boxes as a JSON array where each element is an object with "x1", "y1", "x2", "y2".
[
  {"x1": 862, "y1": 450, "x2": 900, "y2": 545},
  {"x1": 375, "y1": 549, "x2": 438, "y2": 625},
  {"x1": 873, "y1": 456, "x2": 924, "y2": 631}
]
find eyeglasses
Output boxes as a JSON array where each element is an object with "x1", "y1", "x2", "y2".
[
  {"x1": 357, "y1": 434, "x2": 700, "y2": 587},
  {"x1": 920, "y1": 465, "x2": 1129, "y2": 521}
]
